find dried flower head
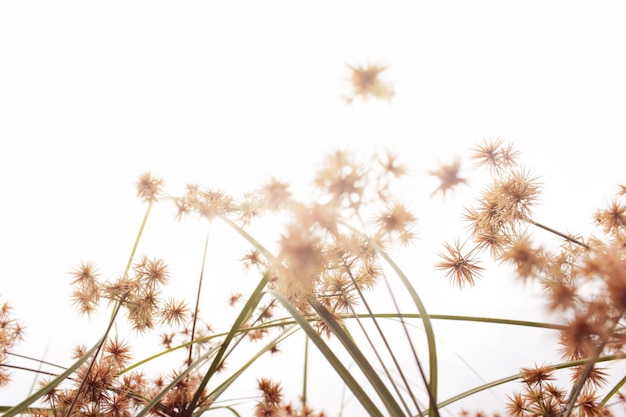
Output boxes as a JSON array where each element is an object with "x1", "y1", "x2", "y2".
[
  {"x1": 344, "y1": 64, "x2": 395, "y2": 104},
  {"x1": 318, "y1": 270, "x2": 360, "y2": 313},
  {"x1": 134, "y1": 255, "x2": 170, "y2": 289},
  {"x1": 575, "y1": 388, "x2": 606, "y2": 417},
  {"x1": 241, "y1": 249, "x2": 267, "y2": 271},
  {"x1": 70, "y1": 262, "x2": 101, "y2": 316},
  {"x1": 229, "y1": 292, "x2": 243, "y2": 306},
  {"x1": 594, "y1": 199, "x2": 626, "y2": 236},
  {"x1": 255, "y1": 378, "x2": 287, "y2": 417},
  {"x1": 542, "y1": 278, "x2": 578, "y2": 311},
  {"x1": 260, "y1": 177, "x2": 291, "y2": 211},
  {"x1": 470, "y1": 137, "x2": 520, "y2": 174},
  {"x1": 314, "y1": 150, "x2": 365, "y2": 208},
  {"x1": 429, "y1": 158, "x2": 468, "y2": 197},
  {"x1": 73, "y1": 344, "x2": 88, "y2": 359},
  {"x1": 436, "y1": 239, "x2": 484, "y2": 287},
  {"x1": 506, "y1": 392, "x2": 528, "y2": 417},
  {"x1": 378, "y1": 150, "x2": 407, "y2": 178},
  {"x1": 70, "y1": 261, "x2": 100, "y2": 286},
  {"x1": 583, "y1": 244, "x2": 626, "y2": 310},
  {"x1": 559, "y1": 314, "x2": 601, "y2": 361},
  {"x1": 570, "y1": 365, "x2": 609, "y2": 389},
  {"x1": 102, "y1": 392, "x2": 132, "y2": 417},
  {"x1": 375, "y1": 202, "x2": 417, "y2": 245},
  {"x1": 175, "y1": 185, "x2": 235, "y2": 221},
  {"x1": 278, "y1": 223, "x2": 326, "y2": 296},
  {"x1": 237, "y1": 192, "x2": 265, "y2": 226},
  {"x1": 493, "y1": 168, "x2": 541, "y2": 223},
  {"x1": 159, "y1": 297, "x2": 189, "y2": 327},
  {"x1": 136, "y1": 172, "x2": 164, "y2": 204},
  {"x1": 0, "y1": 296, "x2": 24, "y2": 387},
  {"x1": 520, "y1": 364, "x2": 555, "y2": 386},
  {"x1": 500, "y1": 233, "x2": 546, "y2": 280},
  {"x1": 104, "y1": 335, "x2": 132, "y2": 369}
]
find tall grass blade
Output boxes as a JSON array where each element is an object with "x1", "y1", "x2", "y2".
[
  {"x1": 189, "y1": 227, "x2": 211, "y2": 368},
  {"x1": 309, "y1": 297, "x2": 407, "y2": 417},
  {"x1": 371, "y1": 243, "x2": 440, "y2": 417},
  {"x1": 271, "y1": 290, "x2": 387, "y2": 417},
  {"x1": 186, "y1": 271, "x2": 271, "y2": 413}
]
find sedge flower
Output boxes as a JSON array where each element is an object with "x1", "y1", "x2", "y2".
[
  {"x1": 429, "y1": 158, "x2": 468, "y2": 197},
  {"x1": 436, "y1": 239, "x2": 484, "y2": 287},
  {"x1": 343, "y1": 64, "x2": 394, "y2": 104}
]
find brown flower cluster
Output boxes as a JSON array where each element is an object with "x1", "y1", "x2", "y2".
[
  {"x1": 172, "y1": 150, "x2": 415, "y2": 331},
  {"x1": 13, "y1": 138, "x2": 626, "y2": 416},
  {"x1": 255, "y1": 378, "x2": 325, "y2": 417},
  {"x1": 506, "y1": 364, "x2": 616, "y2": 417},
  {"x1": 35, "y1": 343, "x2": 209, "y2": 417},
  {"x1": 438, "y1": 138, "x2": 626, "y2": 415},
  {"x1": 275, "y1": 150, "x2": 415, "y2": 332},
  {"x1": 60, "y1": 150, "x2": 403, "y2": 415},
  {"x1": 71, "y1": 256, "x2": 188, "y2": 333},
  {"x1": 436, "y1": 137, "x2": 541, "y2": 287},
  {"x1": 0, "y1": 296, "x2": 24, "y2": 387},
  {"x1": 38, "y1": 153, "x2": 415, "y2": 416},
  {"x1": 40, "y1": 255, "x2": 219, "y2": 416},
  {"x1": 35, "y1": 327, "x2": 216, "y2": 416}
]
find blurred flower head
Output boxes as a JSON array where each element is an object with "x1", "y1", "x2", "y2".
[{"x1": 343, "y1": 64, "x2": 395, "y2": 104}]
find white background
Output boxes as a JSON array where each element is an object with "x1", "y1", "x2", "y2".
[{"x1": 1, "y1": 1, "x2": 626, "y2": 415}]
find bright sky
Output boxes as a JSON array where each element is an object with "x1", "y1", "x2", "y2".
[{"x1": 1, "y1": 1, "x2": 626, "y2": 415}]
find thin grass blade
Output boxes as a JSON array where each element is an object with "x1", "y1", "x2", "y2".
[
  {"x1": 309, "y1": 297, "x2": 407, "y2": 417},
  {"x1": 271, "y1": 290, "x2": 387, "y2": 417},
  {"x1": 2, "y1": 336, "x2": 105, "y2": 417}
]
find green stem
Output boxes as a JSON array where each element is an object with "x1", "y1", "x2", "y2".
[
  {"x1": 303, "y1": 334, "x2": 309, "y2": 406},
  {"x1": 601, "y1": 375, "x2": 626, "y2": 406},
  {"x1": 126, "y1": 201, "x2": 153, "y2": 273},
  {"x1": 189, "y1": 226, "x2": 211, "y2": 367}
]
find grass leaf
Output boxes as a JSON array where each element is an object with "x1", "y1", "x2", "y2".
[
  {"x1": 1, "y1": 336, "x2": 105, "y2": 417},
  {"x1": 271, "y1": 290, "x2": 387, "y2": 417}
]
